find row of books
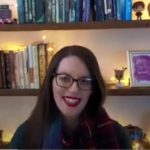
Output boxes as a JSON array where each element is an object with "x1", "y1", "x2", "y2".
[
  {"x1": 0, "y1": 43, "x2": 55, "y2": 89},
  {"x1": 17, "y1": 0, "x2": 134, "y2": 24}
]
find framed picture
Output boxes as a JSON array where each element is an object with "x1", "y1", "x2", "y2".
[{"x1": 128, "y1": 50, "x2": 150, "y2": 87}]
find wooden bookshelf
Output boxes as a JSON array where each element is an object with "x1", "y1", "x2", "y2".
[
  {"x1": 0, "y1": 20, "x2": 150, "y2": 31},
  {"x1": 0, "y1": 20, "x2": 150, "y2": 96},
  {"x1": 107, "y1": 84, "x2": 150, "y2": 96},
  {"x1": 0, "y1": 85, "x2": 150, "y2": 96}
]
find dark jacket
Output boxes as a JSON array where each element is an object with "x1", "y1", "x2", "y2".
[{"x1": 10, "y1": 120, "x2": 132, "y2": 149}]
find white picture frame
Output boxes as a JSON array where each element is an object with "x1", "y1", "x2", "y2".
[{"x1": 128, "y1": 50, "x2": 150, "y2": 87}]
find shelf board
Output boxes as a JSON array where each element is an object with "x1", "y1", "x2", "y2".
[
  {"x1": 0, "y1": 89, "x2": 39, "y2": 96},
  {"x1": 1, "y1": 20, "x2": 150, "y2": 31},
  {"x1": 107, "y1": 84, "x2": 150, "y2": 96},
  {"x1": 0, "y1": 85, "x2": 150, "y2": 96}
]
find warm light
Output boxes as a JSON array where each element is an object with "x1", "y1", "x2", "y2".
[
  {"x1": 132, "y1": 141, "x2": 143, "y2": 150},
  {"x1": 42, "y1": 35, "x2": 47, "y2": 41},
  {"x1": 121, "y1": 76, "x2": 130, "y2": 86},
  {"x1": 110, "y1": 76, "x2": 116, "y2": 83},
  {"x1": 3, "y1": 132, "x2": 13, "y2": 143},
  {"x1": 1, "y1": 43, "x2": 26, "y2": 51},
  {"x1": 47, "y1": 42, "x2": 56, "y2": 51},
  {"x1": 110, "y1": 76, "x2": 129, "y2": 86}
]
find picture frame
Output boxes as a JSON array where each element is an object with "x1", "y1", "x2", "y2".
[{"x1": 128, "y1": 50, "x2": 150, "y2": 87}]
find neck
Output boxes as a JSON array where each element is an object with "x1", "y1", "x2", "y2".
[{"x1": 63, "y1": 116, "x2": 79, "y2": 134}]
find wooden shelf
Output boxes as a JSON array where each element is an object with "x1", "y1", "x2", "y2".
[
  {"x1": 0, "y1": 89, "x2": 39, "y2": 96},
  {"x1": 107, "y1": 84, "x2": 150, "y2": 96},
  {"x1": 1, "y1": 20, "x2": 150, "y2": 31},
  {"x1": 0, "y1": 85, "x2": 150, "y2": 96}
]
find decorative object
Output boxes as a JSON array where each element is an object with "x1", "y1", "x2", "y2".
[
  {"x1": 125, "y1": 124, "x2": 150, "y2": 150},
  {"x1": 128, "y1": 50, "x2": 150, "y2": 87},
  {"x1": 132, "y1": 1, "x2": 145, "y2": 20},
  {"x1": 0, "y1": 130, "x2": 3, "y2": 148},
  {"x1": 114, "y1": 67, "x2": 127, "y2": 87}
]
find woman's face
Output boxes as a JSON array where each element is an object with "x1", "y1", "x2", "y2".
[{"x1": 52, "y1": 56, "x2": 92, "y2": 119}]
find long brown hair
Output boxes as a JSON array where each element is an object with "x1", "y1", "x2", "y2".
[{"x1": 25, "y1": 45, "x2": 106, "y2": 148}]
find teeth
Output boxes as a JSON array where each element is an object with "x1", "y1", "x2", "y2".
[{"x1": 65, "y1": 98, "x2": 78, "y2": 104}]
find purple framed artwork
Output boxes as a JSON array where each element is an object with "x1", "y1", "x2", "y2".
[{"x1": 128, "y1": 50, "x2": 150, "y2": 87}]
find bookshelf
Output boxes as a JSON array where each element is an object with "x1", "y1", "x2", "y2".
[
  {"x1": 0, "y1": 20, "x2": 150, "y2": 31},
  {"x1": 0, "y1": 20, "x2": 150, "y2": 96},
  {"x1": 0, "y1": 85, "x2": 150, "y2": 96}
]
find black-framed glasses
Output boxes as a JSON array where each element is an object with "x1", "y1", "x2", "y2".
[{"x1": 54, "y1": 73, "x2": 92, "y2": 90}]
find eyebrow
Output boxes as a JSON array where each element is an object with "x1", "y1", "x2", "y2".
[{"x1": 56, "y1": 72, "x2": 91, "y2": 78}]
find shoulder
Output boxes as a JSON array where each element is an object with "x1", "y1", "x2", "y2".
[
  {"x1": 112, "y1": 120, "x2": 132, "y2": 149},
  {"x1": 9, "y1": 121, "x2": 28, "y2": 149}
]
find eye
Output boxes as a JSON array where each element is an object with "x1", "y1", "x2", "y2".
[
  {"x1": 57, "y1": 74, "x2": 71, "y2": 83},
  {"x1": 79, "y1": 77, "x2": 92, "y2": 85}
]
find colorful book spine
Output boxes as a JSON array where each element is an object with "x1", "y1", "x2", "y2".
[
  {"x1": 32, "y1": 45, "x2": 40, "y2": 89},
  {"x1": 17, "y1": 0, "x2": 25, "y2": 24},
  {"x1": 75, "y1": 0, "x2": 83, "y2": 22},
  {"x1": 35, "y1": 0, "x2": 45, "y2": 23},
  {"x1": 83, "y1": 0, "x2": 90, "y2": 22},
  {"x1": 125, "y1": 0, "x2": 132, "y2": 21},
  {"x1": 65, "y1": 0, "x2": 70, "y2": 22},
  {"x1": 104, "y1": 0, "x2": 114, "y2": 20},
  {"x1": 94, "y1": 0, "x2": 105, "y2": 21},
  {"x1": 51, "y1": 0, "x2": 56, "y2": 22},
  {"x1": 69, "y1": 0, "x2": 76, "y2": 22},
  {"x1": 9, "y1": 51, "x2": 16, "y2": 89},
  {"x1": 45, "y1": 0, "x2": 52, "y2": 23},
  {"x1": 38, "y1": 43, "x2": 47, "y2": 86},
  {"x1": 0, "y1": 51, "x2": 3, "y2": 88},
  {"x1": 22, "y1": 48, "x2": 29, "y2": 89},
  {"x1": 24, "y1": 0, "x2": 29, "y2": 23}
]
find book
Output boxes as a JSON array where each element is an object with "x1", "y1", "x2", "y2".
[
  {"x1": 27, "y1": 45, "x2": 34, "y2": 88},
  {"x1": 0, "y1": 51, "x2": 3, "y2": 88},
  {"x1": 45, "y1": 0, "x2": 52, "y2": 23},
  {"x1": 0, "y1": 4, "x2": 9, "y2": 10},
  {"x1": 124, "y1": 0, "x2": 132, "y2": 21},
  {"x1": 94, "y1": 0, "x2": 105, "y2": 21},
  {"x1": 9, "y1": 51, "x2": 16, "y2": 89},
  {"x1": 35, "y1": 0, "x2": 45, "y2": 23},
  {"x1": 37, "y1": 43, "x2": 47, "y2": 86},
  {"x1": 32, "y1": 45, "x2": 40, "y2": 89},
  {"x1": 4, "y1": 52, "x2": 11, "y2": 88},
  {"x1": 22, "y1": 48, "x2": 30, "y2": 89},
  {"x1": 104, "y1": 0, "x2": 114, "y2": 20},
  {"x1": 132, "y1": 0, "x2": 150, "y2": 20},
  {"x1": 75, "y1": 0, "x2": 83, "y2": 22},
  {"x1": 17, "y1": 0, "x2": 25, "y2": 23},
  {"x1": 82, "y1": 0, "x2": 90, "y2": 22},
  {"x1": 0, "y1": 9, "x2": 12, "y2": 19},
  {"x1": 116, "y1": 0, "x2": 125, "y2": 20}
]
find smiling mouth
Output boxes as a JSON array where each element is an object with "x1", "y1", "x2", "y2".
[{"x1": 62, "y1": 96, "x2": 81, "y2": 107}]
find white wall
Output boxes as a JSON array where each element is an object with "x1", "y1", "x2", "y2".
[{"x1": 0, "y1": 29, "x2": 150, "y2": 141}]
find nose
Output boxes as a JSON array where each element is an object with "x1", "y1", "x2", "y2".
[{"x1": 68, "y1": 81, "x2": 79, "y2": 92}]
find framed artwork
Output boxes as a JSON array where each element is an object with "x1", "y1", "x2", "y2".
[{"x1": 128, "y1": 50, "x2": 150, "y2": 87}]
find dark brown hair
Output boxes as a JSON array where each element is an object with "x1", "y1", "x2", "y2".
[
  {"x1": 132, "y1": 1, "x2": 145, "y2": 10},
  {"x1": 25, "y1": 45, "x2": 106, "y2": 148}
]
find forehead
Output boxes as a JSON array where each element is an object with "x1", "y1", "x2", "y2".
[{"x1": 56, "y1": 56, "x2": 90, "y2": 76}]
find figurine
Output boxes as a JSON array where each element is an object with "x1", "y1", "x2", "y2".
[{"x1": 132, "y1": 1, "x2": 145, "y2": 20}]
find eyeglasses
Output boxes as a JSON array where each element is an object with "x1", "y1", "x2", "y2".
[{"x1": 54, "y1": 73, "x2": 92, "y2": 90}]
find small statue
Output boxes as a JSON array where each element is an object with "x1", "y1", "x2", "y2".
[
  {"x1": 132, "y1": 1, "x2": 145, "y2": 20},
  {"x1": 114, "y1": 67, "x2": 127, "y2": 87}
]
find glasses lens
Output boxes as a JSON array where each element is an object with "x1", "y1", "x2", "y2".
[
  {"x1": 78, "y1": 77, "x2": 92, "y2": 90},
  {"x1": 56, "y1": 74, "x2": 72, "y2": 88}
]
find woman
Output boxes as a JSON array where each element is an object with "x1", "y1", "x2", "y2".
[{"x1": 10, "y1": 45, "x2": 131, "y2": 149}]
